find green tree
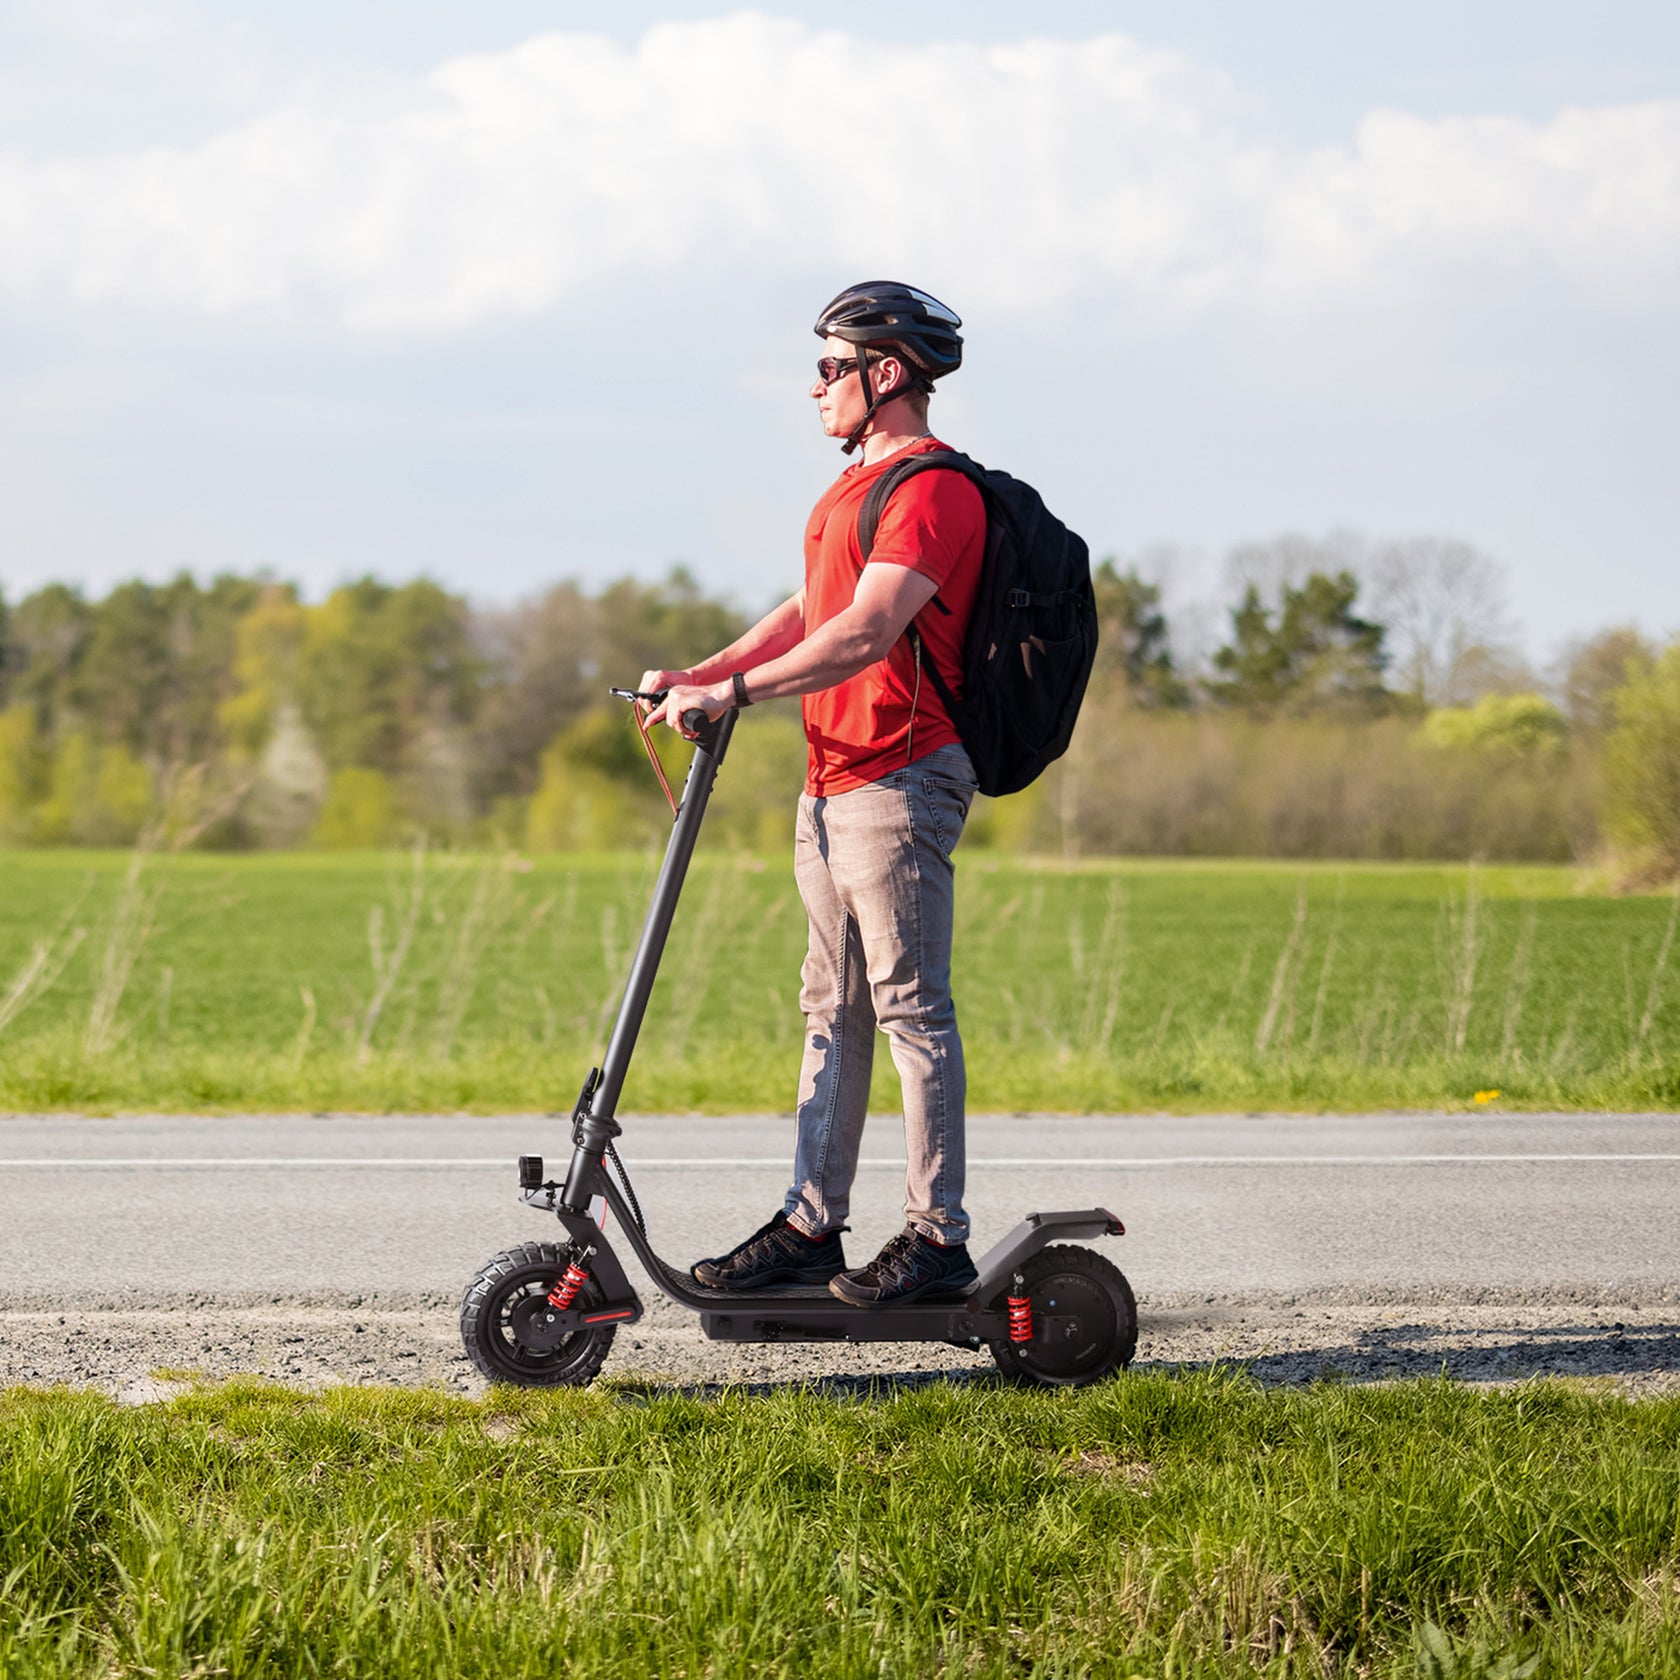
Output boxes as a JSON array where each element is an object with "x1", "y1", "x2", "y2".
[
  {"x1": 0, "y1": 704, "x2": 43, "y2": 842},
  {"x1": 1210, "y1": 570, "x2": 1388, "y2": 713},
  {"x1": 525, "y1": 748, "x2": 642, "y2": 852},
  {"x1": 74, "y1": 576, "x2": 245, "y2": 762},
  {"x1": 1424, "y1": 693, "x2": 1568, "y2": 755},
  {"x1": 298, "y1": 578, "x2": 479, "y2": 775},
  {"x1": 220, "y1": 584, "x2": 308, "y2": 754},
  {"x1": 1604, "y1": 640, "x2": 1680, "y2": 875},
  {"x1": 32, "y1": 733, "x2": 153, "y2": 845},
  {"x1": 5, "y1": 584, "x2": 93, "y2": 735},
  {"x1": 523, "y1": 704, "x2": 677, "y2": 851},
  {"x1": 311, "y1": 767, "x2": 402, "y2": 849},
  {"x1": 595, "y1": 567, "x2": 748, "y2": 688},
  {"x1": 1090, "y1": 561, "x2": 1187, "y2": 708}
]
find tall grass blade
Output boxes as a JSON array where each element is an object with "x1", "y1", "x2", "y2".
[
  {"x1": 357, "y1": 840, "x2": 426, "y2": 1062},
  {"x1": 1074, "y1": 877, "x2": 1127, "y2": 1054},
  {"x1": 0, "y1": 889, "x2": 89, "y2": 1041},
  {"x1": 1437, "y1": 868, "x2": 1484, "y2": 1055},
  {"x1": 292, "y1": 985, "x2": 317, "y2": 1068},
  {"x1": 1306, "y1": 875, "x2": 1346, "y2": 1054},
  {"x1": 432, "y1": 853, "x2": 519, "y2": 1059},
  {"x1": 1255, "y1": 883, "x2": 1308, "y2": 1055},
  {"x1": 1498, "y1": 900, "x2": 1539, "y2": 1066},
  {"x1": 84, "y1": 851, "x2": 165, "y2": 1056}
]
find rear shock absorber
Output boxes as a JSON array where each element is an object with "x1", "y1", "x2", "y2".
[
  {"x1": 547, "y1": 1246, "x2": 595, "y2": 1311},
  {"x1": 1007, "y1": 1271, "x2": 1033, "y2": 1344}
]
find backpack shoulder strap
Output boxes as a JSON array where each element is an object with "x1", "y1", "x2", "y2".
[{"x1": 855, "y1": 450, "x2": 983, "y2": 560}]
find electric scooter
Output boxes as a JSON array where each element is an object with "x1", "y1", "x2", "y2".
[{"x1": 460, "y1": 697, "x2": 1137, "y2": 1389}]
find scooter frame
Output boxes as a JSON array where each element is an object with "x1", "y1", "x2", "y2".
[{"x1": 494, "y1": 704, "x2": 1126, "y2": 1362}]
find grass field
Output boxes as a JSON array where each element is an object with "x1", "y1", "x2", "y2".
[
  {"x1": 2, "y1": 1373, "x2": 1678, "y2": 1677},
  {"x1": 1, "y1": 848, "x2": 1677, "y2": 1113}
]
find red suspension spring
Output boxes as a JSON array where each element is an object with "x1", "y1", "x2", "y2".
[
  {"x1": 1007, "y1": 1292, "x2": 1034, "y2": 1344},
  {"x1": 547, "y1": 1260, "x2": 590, "y2": 1311}
]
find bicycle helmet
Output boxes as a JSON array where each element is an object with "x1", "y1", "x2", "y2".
[{"x1": 813, "y1": 281, "x2": 963, "y2": 453}]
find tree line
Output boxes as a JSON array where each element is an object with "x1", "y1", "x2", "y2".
[{"x1": 0, "y1": 548, "x2": 1674, "y2": 872}]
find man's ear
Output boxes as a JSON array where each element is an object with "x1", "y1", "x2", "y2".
[{"x1": 876, "y1": 354, "x2": 905, "y2": 395}]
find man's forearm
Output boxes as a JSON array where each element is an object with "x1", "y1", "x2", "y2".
[
  {"x1": 648, "y1": 562, "x2": 937, "y2": 732},
  {"x1": 685, "y1": 594, "x2": 805, "y2": 684},
  {"x1": 731, "y1": 602, "x2": 895, "y2": 704}
]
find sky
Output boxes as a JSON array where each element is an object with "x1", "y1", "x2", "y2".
[{"x1": 1, "y1": 1, "x2": 1677, "y2": 665}]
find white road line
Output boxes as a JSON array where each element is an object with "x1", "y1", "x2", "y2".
[{"x1": 2, "y1": 1154, "x2": 1680, "y2": 1169}]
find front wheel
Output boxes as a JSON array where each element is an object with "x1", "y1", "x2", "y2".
[
  {"x1": 461, "y1": 1242, "x2": 617, "y2": 1388},
  {"x1": 988, "y1": 1243, "x2": 1137, "y2": 1388}
]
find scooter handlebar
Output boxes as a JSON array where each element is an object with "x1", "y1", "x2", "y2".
[{"x1": 610, "y1": 689, "x2": 723, "y2": 747}]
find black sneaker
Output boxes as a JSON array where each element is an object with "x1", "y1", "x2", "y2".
[
  {"x1": 828, "y1": 1227, "x2": 979, "y2": 1307},
  {"x1": 691, "y1": 1212, "x2": 847, "y2": 1291}
]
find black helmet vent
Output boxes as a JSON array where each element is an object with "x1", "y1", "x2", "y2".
[{"x1": 813, "y1": 280, "x2": 964, "y2": 382}]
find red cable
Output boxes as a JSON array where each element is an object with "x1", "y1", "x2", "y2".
[{"x1": 634, "y1": 704, "x2": 679, "y2": 817}]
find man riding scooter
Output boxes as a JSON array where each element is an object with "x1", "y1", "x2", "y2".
[{"x1": 643, "y1": 281, "x2": 984, "y2": 1307}]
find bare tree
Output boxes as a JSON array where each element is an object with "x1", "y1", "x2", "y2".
[
  {"x1": 1224, "y1": 531, "x2": 1368, "y2": 603},
  {"x1": 1554, "y1": 626, "x2": 1656, "y2": 733},
  {"x1": 469, "y1": 582, "x2": 599, "y2": 802},
  {"x1": 1364, "y1": 538, "x2": 1525, "y2": 706}
]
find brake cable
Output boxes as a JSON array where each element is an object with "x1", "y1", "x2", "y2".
[
  {"x1": 633, "y1": 706, "x2": 678, "y2": 817},
  {"x1": 611, "y1": 688, "x2": 678, "y2": 817}
]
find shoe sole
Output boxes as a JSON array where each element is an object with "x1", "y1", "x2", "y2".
[
  {"x1": 827, "y1": 1268, "x2": 979, "y2": 1308},
  {"x1": 692, "y1": 1262, "x2": 845, "y2": 1291}
]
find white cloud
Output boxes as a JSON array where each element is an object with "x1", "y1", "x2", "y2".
[{"x1": 0, "y1": 11, "x2": 1675, "y2": 331}]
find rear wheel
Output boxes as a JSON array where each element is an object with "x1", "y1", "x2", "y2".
[
  {"x1": 461, "y1": 1242, "x2": 617, "y2": 1388},
  {"x1": 988, "y1": 1243, "x2": 1136, "y2": 1388}
]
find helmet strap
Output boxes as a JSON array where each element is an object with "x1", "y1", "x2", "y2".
[{"x1": 841, "y1": 353, "x2": 909, "y2": 456}]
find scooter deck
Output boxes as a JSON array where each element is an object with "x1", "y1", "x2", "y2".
[
  {"x1": 639, "y1": 1246, "x2": 976, "y2": 1312},
  {"x1": 576, "y1": 1201, "x2": 1122, "y2": 1349},
  {"x1": 697, "y1": 1302, "x2": 996, "y2": 1346}
]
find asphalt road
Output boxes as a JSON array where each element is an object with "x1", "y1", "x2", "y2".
[{"x1": 2, "y1": 1111, "x2": 1676, "y2": 1305}]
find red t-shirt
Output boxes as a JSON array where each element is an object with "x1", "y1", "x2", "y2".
[{"x1": 801, "y1": 438, "x2": 985, "y2": 796}]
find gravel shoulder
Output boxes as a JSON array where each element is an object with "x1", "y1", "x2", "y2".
[{"x1": 5, "y1": 1286, "x2": 1678, "y2": 1403}]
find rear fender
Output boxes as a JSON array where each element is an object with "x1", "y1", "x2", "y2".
[{"x1": 969, "y1": 1209, "x2": 1124, "y2": 1303}]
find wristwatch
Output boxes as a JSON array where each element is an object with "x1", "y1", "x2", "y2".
[{"x1": 732, "y1": 671, "x2": 752, "y2": 709}]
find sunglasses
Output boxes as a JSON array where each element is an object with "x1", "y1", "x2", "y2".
[{"x1": 815, "y1": 355, "x2": 860, "y2": 385}]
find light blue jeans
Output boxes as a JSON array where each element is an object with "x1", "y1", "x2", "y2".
[{"x1": 784, "y1": 743, "x2": 977, "y2": 1245}]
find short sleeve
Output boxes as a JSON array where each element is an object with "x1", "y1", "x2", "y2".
[{"x1": 864, "y1": 468, "x2": 986, "y2": 592}]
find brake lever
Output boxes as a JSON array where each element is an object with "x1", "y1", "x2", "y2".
[{"x1": 610, "y1": 687, "x2": 710, "y2": 741}]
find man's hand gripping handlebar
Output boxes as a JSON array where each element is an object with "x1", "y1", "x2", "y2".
[
  {"x1": 628, "y1": 668, "x2": 738, "y2": 739},
  {"x1": 608, "y1": 687, "x2": 712, "y2": 738}
]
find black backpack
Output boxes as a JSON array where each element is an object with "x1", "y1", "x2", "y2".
[{"x1": 858, "y1": 450, "x2": 1097, "y2": 798}]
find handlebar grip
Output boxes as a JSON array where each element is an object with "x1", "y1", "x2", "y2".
[{"x1": 680, "y1": 708, "x2": 710, "y2": 735}]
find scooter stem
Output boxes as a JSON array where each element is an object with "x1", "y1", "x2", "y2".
[{"x1": 564, "y1": 708, "x2": 737, "y2": 1206}]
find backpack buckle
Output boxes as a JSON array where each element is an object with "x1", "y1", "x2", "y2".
[{"x1": 1005, "y1": 588, "x2": 1033, "y2": 609}]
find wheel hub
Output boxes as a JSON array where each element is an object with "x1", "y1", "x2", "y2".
[
  {"x1": 1019, "y1": 1274, "x2": 1114, "y2": 1378},
  {"x1": 508, "y1": 1292, "x2": 576, "y2": 1353}
]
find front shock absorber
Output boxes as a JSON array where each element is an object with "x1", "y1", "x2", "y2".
[
  {"x1": 547, "y1": 1247, "x2": 594, "y2": 1311},
  {"x1": 1007, "y1": 1271, "x2": 1033, "y2": 1344}
]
